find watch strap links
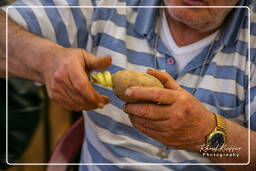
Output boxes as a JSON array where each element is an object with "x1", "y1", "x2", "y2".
[{"x1": 214, "y1": 113, "x2": 226, "y2": 133}]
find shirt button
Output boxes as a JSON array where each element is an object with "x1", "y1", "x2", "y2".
[{"x1": 167, "y1": 57, "x2": 175, "y2": 65}]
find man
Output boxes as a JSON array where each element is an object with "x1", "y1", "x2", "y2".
[{"x1": 0, "y1": 0, "x2": 255, "y2": 170}]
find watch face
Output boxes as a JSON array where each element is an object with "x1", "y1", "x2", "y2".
[{"x1": 209, "y1": 132, "x2": 225, "y2": 148}]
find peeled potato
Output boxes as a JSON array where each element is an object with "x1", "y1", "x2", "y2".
[{"x1": 112, "y1": 70, "x2": 164, "y2": 103}]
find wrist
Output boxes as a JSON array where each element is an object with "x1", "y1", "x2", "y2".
[
  {"x1": 207, "y1": 113, "x2": 227, "y2": 147},
  {"x1": 193, "y1": 112, "x2": 216, "y2": 151},
  {"x1": 37, "y1": 42, "x2": 64, "y2": 83}
]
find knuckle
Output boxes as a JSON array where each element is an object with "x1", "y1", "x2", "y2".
[
  {"x1": 79, "y1": 49, "x2": 87, "y2": 56},
  {"x1": 73, "y1": 81, "x2": 84, "y2": 92},
  {"x1": 129, "y1": 115, "x2": 136, "y2": 122},
  {"x1": 51, "y1": 93, "x2": 58, "y2": 101},
  {"x1": 179, "y1": 94, "x2": 193, "y2": 114},
  {"x1": 174, "y1": 113, "x2": 183, "y2": 122},
  {"x1": 163, "y1": 72, "x2": 170, "y2": 78},
  {"x1": 187, "y1": 133, "x2": 195, "y2": 142},
  {"x1": 179, "y1": 96, "x2": 193, "y2": 111},
  {"x1": 48, "y1": 93, "x2": 53, "y2": 99},
  {"x1": 162, "y1": 131, "x2": 171, "y2": 138},
  {"x1": 128, "y1": 87, "x2": 137, "y2": 98},
  {"x1": 53, "y1": 71, "x2": 63, "y2": 82},
  {"x1": 132, "y1": 122, "x2": 140, "y2": 130},
  {"x1": 169, "y1": 116, "x2": 183, "y2": 130},
  {"x1": 46, "y1": 87, "x2": 53, "y2": 99},
  {"x1": 163, "y1": 73, "x2": 171, "y2": 81},
  {"x1": 87, "y1": 93, "x2": 99, "y2": 104},
  {"x1": 152, "y1": 88, "x2": 162, "y2": 102},
  {"x1": 50, "y1": 82, "x2": 58, "y2": 92},
  {"x1": 178, "y1": 94, "x2": 189, "y2": 103},
  {"x1": 74, "y1": 97, "x2": 86, "y2": 106},
  {"x1": 170, "y1": 124, "x2": 180, "y2": 131},
  {"x1": 63, "y1": 60, "x2": 71, "y2": 68},
  {"x1": 140, "y1": 104, "x2": 151, "y2": 117},
  {"x1": 162, "y1": 125, "x2": 171, "y2": 132}
]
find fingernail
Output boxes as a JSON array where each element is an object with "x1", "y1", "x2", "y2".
[
  {"x1": 97, "y1": 103, "x2": 104, "y2": 109},
  {"x1": 147, "y1": 68, "x2": 154, "y2": 74},
  {"x1": 101, "y1": 96, "x2": 110, "y2": 104},
  {"x1": 147, "y1": 68, "x2": 153, "y2": 72},
  {"x1": 125, "y1": 88, "x2": 132, "y2": 96}
]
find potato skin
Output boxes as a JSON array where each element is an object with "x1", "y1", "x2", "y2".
[{"x1": 112, "y1": 70, "x2": 164, "y2": 103}]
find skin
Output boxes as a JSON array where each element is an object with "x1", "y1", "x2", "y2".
[
  {"x1": 163, "y1": 0, "x2": 240, "y2": 46},
  {"x1": 124, "y1": 1, "x2": 256, "y2": 169},
  {"x1": 0, "y1": 1, "x2": 255, "y2": 170},
  {"x1": 124, "y1": 69, "x2": 256, "y2": 170},
  {"x1": 0, "y1": 10, "x2": 111, "y2": 111}
]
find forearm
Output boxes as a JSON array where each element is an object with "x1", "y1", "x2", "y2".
[
  {"x1": 204, "y1": 119, "x2": 256, "y2": 170},
  {"x1": 0, "y1": 10, "x2": 63, "y2": 82}
]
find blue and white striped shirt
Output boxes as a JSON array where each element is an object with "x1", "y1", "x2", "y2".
[{"x1": 2, "y1": 0, "x2": 256, "y2": 170}]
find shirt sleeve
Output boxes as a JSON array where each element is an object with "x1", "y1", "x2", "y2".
[
  {"x1": 0, "y1": 0, "x2": 97, "y2": 48},
  {"x1": 246, "y1": 4, "x2": 256, "y2": 130},
  {"x1": 247, "y1": 52, "x2": 256, "y2": 131}
]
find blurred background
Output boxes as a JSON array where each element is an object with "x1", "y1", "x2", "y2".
[{"x1": 0, "y1": 1, "x2": 81, "y2": 170}]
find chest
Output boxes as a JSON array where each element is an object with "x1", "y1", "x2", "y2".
[{"x1": 87, "y1": 8, "x2": 248, "y2": 124}]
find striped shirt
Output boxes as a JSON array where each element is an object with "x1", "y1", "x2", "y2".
[{"x1": 2, "y1": 0, "x2": 256, "y2": 170}]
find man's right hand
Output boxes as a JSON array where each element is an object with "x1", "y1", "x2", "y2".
[
  {"x1": 42, "y1": 47, "x2": 112, "y2": 111},
  {"x1": 0, "y1": 10, "x2": 111, "y2": 111}
]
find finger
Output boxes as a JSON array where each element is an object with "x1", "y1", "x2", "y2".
[
  {"x1": 46, "y1": 79, "x2": 82, "y2": 110},
  {"x1": 51, "y1": 90, "x2": 81, "y2": 111},
  {"x1": 129, "y1": 115, "x2": 170, "y2": 132},
  {"x1": 54, "y1": 87, "x2": 105, "y2": 111},
  {"x1": 51, "y1": 64, "x2": 97, "y2": 109},
  {"x1": 85, "y1": 52, "x2": 112, "y2": 70},
  {"x1": 55, "y1": 74, "x2": 93, "y2": 107},
  {"x1": 68, "y1": 72, "x2": 108, "y2": 107},
  {"x1": 125, "y1": 86, "x2": 179, "y2": 105},
  {"x1": 53, "y1": 68, "x2": 108, "y2": 109},
  {"x1": 123, "y1": 103, "x2": 170, "y2": 120},
  {"x1": 131, "y1": 119, "x2": 163, "y2": 141},
  {"x1": 68, "y1": 65, "x2": 108, "y2": 108},
  {"x1": 101, "y1": 95, "x2": 110, "y2": 104},
  {"x1": 60, "y1": 82, "x2": 103, "y2": 110},
  {"x1": 147, "y1": 69, "x2": 181, "y2": 90}
]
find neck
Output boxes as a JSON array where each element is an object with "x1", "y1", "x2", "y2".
[{"x1": 165, "y1": 10, "x2": 217, "y2": 47}]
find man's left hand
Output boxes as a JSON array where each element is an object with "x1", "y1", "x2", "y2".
[{"x1": 123, "y1": 69, "x2": 216, "y2": 150}]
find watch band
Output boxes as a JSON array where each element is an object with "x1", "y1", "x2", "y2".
[
  {"x1": 214, "y1": 113, "x2": 226, "y2": 133},
  {"x1": 205, "y1": 113, "x2": 227, "y2": 148}
]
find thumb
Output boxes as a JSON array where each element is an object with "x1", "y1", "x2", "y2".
[
  {"x1": 147, "y1": 69, "x2": 181, "y2": 91},
  {"x1": 85, "y1": 52, "x2": 112, "y2": 70}
]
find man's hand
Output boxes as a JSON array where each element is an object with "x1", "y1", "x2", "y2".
[
  {"x1": 42, "y1": 47, "x2": 111, "y2": 111},
  {"x1": 123, "y1": 69, "x2": 215, "y2": 150},
  {"x1": 0, "y1": 11, "x2": 111, "y2": 111}
]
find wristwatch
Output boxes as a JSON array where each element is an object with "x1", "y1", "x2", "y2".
[{"x1": 206, "y1": 113, "x2": 226, "y2": 148}]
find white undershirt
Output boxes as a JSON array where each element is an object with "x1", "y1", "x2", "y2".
[{"x1": 160, "y1": 11, "x2": 220, "y2": 72}]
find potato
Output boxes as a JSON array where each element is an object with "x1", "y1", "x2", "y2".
[{"x1": 112, "y1": 70, "x2": 164, "y2": 103}]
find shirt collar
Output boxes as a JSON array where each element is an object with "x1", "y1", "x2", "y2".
[
  {"x1": 134, "y1": 0, "x2": 249, "y2": 47},
  {"x1": 134, "y1": 0, "x2": 160, "y2": 36},
  {"x1": 220, "y1": 0, "x2": 249, "y2": 47}
]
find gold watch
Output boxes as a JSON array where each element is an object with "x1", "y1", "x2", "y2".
[{"x1": 206, "y1": 113, "x2": 226, "y2": 148}]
